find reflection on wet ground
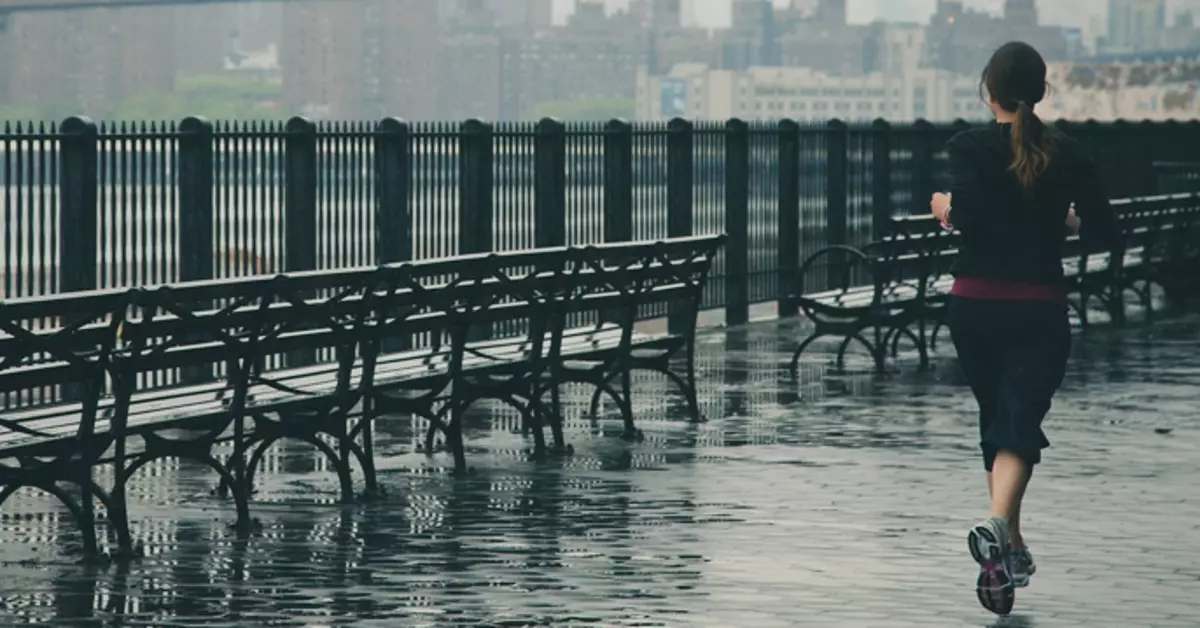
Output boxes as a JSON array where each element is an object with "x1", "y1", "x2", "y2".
[{"x1": 2, "y1": 316, "x2": 1199, "y2": 627}]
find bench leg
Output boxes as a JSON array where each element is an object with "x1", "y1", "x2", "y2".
[
  {"x1": 108, "y1": 469, "x2": 137, "y2": 559},
  {"x1": 1081, "y1": 294, "x2": 1094, "y2": 326},
  {"x1": 788, "y1": 332, "x2": 824, "y2": 377},
  {"x1": 929, "y1": 319, "x2": 946, "y2": 351},
  {"x1": 77, "y1": 472, "x2": 100, "y2": 558},
  {"x1": 681, "y1": 346, "x2": 702, "y2": 422},
  {"x1": 421, "y1": 405, "x2": 451, "y2": 455},
  {"x1": 886, "y1": 324, "x2": 930, "y2": 370},
  {"x1": 836, "y1": 332, "x2": 883, "y2": 373},
  {"x1": 617, "y1": 367, "x2": 640, "y2": 441},
  {"x1": 243, "y1": 431, "x2": 356, "y2": 505},
  {"x1": 648, "y1": 365, "x2": 702, "y2": 423},
  {"x1": 349, "y1": 409, "x2": 382, "y2": 500},
  {"x1": 447, "y1": 405, "x2": 468, "y2": 475},
  {"x1": 0, "y1": 478, "x2": 103, "y2": 560},
  {"x1": 533, "y1": 381, "x2": 569, "y2": 454},
  {"x1": 517, "y1": 395, "x2": 549, "y2": 460},
  {"x1": 1107, "y1": 288, "x2": 1127, "y2": 325},
  {"x1": 124, "y1": 446, "x2": 255, "y2": 543}
]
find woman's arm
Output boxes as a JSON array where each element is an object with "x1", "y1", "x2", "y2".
[{"x1": 939, "y1": 132, "x2": 988, "y2": 234}]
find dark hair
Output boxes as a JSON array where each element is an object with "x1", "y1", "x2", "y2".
[{"x1": 980, "y1": 42, "x2": 1055, "y2": 192}]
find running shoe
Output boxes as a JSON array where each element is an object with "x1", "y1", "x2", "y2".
[
  {"x1": 1010, "y1": 545, "x2": 1036, "y2": 588},
  {"x1": 968, "y1": 515, "x2": 1015, "y2": 615}
]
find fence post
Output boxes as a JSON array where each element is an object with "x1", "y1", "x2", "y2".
[
  {"x1": 178, "y1": 117, "x2": 214, "y2": 283},
  {"x1": 870, "y1": 118, "x2": 892, "y2": 242},
  {"x1": 910, "y1": 119, "x2": 935, "y2": 215},
  {"x1": 666, "y1": 117, "x2": 694, "y2": 334},
  {"x1": 176, "y1": 117, "x2": 216, "y2": 385},
  {"x1": 1079, "y1": 118, "x2": 1105, "y2": 191},
  {"x1": 826, "y1": 119, "x2": 849, "y2": 294},
  {"x1": 375, "y1": 117, "x2": 412, "y2": 265},
  {"x1": 1136, "y1": 120, "x2": 1157, "y2": 196},
  {"x1": 59, "y1": 116, "x2": 98, "y2": 294},
  {"x1": 284, "y1": 116, "x2": 318, "y2": 272},
  {"x1": 459, "y1": 119, "x2": 494, "y2": 255},
  {"x1": 777, "y1": 119, "x2": 801, "y2": 318},
  {"x1": 534, "y1": 117, "x2": 566, "y2": 251},
  {"x1": 283, "y1": 117, "x2": 318, "y2": 368},
  {"x1": 603, "y1": 119, "x2": 633, "y2": 243},
  {"x1": 724, "y1": 118, "x2": 750, "y2": 327}
]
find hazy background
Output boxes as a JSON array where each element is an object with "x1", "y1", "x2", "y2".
[{"x1": 0, "y1": 0, "x2": 1198, "y2": 123}]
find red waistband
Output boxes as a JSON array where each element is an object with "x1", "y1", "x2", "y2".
[{"x1": 949, "y1": 276, "x2": 1066, "y2": 303}]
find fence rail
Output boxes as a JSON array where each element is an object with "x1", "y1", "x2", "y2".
[{"x1": 2, "y1": 115, "x2": 1199, "y2": 324}]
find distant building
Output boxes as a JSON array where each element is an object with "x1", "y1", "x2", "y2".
[
  {"x1": 719, "y1": 0, "x2": 867, "y2": 75},
  {"x1": 281, "y1": 0, "x2": 439, "y2": 119},
  {"x1": 443, "y1": 0, "x2": 554, "y2": 30},
  {"x1": 1103, "y1": 0, "x2": 1167, "y2": 53},
  {"x1": 925, "y1": 0, "x2": 1069, "y2": 75},
  {"x1": 438, "y1": 31, "x2": 504, "y2": 120},
  {"x1": 1040, "y1": 52, "x2": 1200, "y2": 121},
  {"x1": 438, "y1": 0, "x2": 648, "y2": 120},
  {"x1": 636, "y1": 62, "x2": 988, "y2": 122},
  {"x1": 0, "y1": 3, "x2": 277, "y2": 116},
  {"x1": 0, "y1": 7, "x2": 176, "y2": 115}
]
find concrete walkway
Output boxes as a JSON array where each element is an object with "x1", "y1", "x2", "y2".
[{"x1": 1, "y1": 315, "x2": 1198, "y2": 627}]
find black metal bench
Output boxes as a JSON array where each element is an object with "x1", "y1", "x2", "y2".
[
  {"x1": 1056, "y1": 193, "x2": 1200, "y2": 325},
  {"x1": 789, "y1": 193, "x2": 1200, "y2": 374},
  {"x1": 0, "y1": 235, "x2": 723, "y2": 560},
  {"x1": 789, "y1": 215, "x2": 957, "y2": 374}
]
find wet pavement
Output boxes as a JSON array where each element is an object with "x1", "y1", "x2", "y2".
[{"x1": 2, "y1": 314, "x2": 1199, "y2": 627}]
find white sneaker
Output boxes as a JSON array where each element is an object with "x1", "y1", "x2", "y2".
[
  {"x1": 968, "y1": 515, "x2": 1016, "y2": 615},
  {"x1": 1010, "y1": 545, "x2": 1036, "y2": 588}
]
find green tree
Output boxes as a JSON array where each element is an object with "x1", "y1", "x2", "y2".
[
  {"x1": 108, "y1": 74, "x2": 283, "y2": 122},
  {"x1": 524, "y1": 99, "x2": 636, "y2": 122}
]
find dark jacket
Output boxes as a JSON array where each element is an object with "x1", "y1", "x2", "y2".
[{"x1": 946, "y1": 123, "x2": 1121, "y2": 284}]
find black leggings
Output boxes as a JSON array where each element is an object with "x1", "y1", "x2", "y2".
[{"x1": 948, "y1": 296, "x2": 1072, "y2": 472}]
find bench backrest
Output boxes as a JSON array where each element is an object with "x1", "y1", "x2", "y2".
[
  {"x1": 0, "y1": 235, "x2": 726, "y2": 433},
  {"x1": 0, "y1": 290, "x2": 128, "y2": 402},
  {"x1": 867, "y1": 216, "x2": 958, "y2": 293},
  {"x1": 112, "y1": 267, "x2": 382, "y2": 403},
  {"x1": 553, "y1": 235, "x2": 723, "y2": 327},
  {"x1": 0, "y1": 290, "x2": 129, "y2": 446}
]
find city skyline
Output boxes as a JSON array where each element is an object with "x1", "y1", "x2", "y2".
[{"x1": 556, "y1": 0, "x2": 1200, "y2": 36}]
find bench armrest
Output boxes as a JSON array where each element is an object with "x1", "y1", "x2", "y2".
[{"x1": 795, "y1": 245, "x2": 871, "y2": 298}]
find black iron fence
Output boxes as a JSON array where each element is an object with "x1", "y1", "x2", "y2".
[{"x1": 2, "y1": 116, "x2": 1198, "y2": 324}]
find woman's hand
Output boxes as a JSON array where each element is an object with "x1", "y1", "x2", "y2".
[
  {"x1": 1066, "y1": 204, "x2": 1081, "y2": 233},
  {"x1": 930, "y1": 192, "x2": 951, "y2": 223}
]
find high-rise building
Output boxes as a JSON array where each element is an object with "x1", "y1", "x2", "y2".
[
  {"x1": 282, "y1": 0, "x2": 438, "y2": 119},
  {"x1": 444, "y1": 0, "x2": 552, "y2": 29},
  {"x1": 0, "y1": 7, "x2": 175, "y2": 116},
  {"x1": 815, "y1": 0, "x2": 846, "y2": 25},
  {"x1": 489, "y1": 0, "x2": 553, "y2": 28},
  {"x1": 1106, "y1": 0, "x2": 1167, "y2": 52},
  {"x1": 926, "y1": 0, "x2": 1068, "y2": 75},
  {"x1": 630, "y1": 0, "x2": 682, "y2": 29},
  {"x1": 1003, "y1": 0, "x2": 1037, "y2": 26}
]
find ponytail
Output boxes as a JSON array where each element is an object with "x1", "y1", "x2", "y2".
[{"x1": 1009, "y1": 101, "x2": 1055, "y2": 192}]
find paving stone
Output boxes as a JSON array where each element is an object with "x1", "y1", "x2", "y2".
[{"x1": 1, "y1": 314, "x2": 1198, "y2": 626}]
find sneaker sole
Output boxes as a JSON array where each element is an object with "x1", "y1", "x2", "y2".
[{"x1": 969, "y1": 524, "x2": 1015, "y2": 615}]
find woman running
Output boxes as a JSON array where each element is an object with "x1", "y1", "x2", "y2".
[{"x1": 929, "y1": 41, "x2": 1121, "y2": 616}]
